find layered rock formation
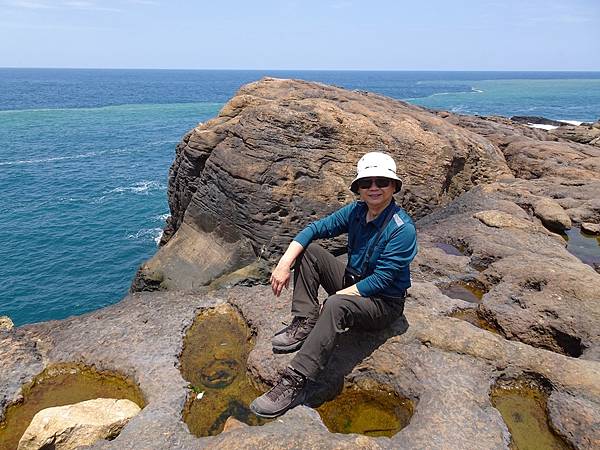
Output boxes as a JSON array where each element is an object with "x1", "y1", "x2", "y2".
[
  {"x1": 2, "y1": 78, "x2": 600, "y2": 449},
  {"x1": 135, "y1": 78, "x2": 512, "y2": 291}
]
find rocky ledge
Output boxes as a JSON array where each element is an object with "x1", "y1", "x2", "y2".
[{"x1": 2, "y1": 78, "x2": 600, "y2": 449}]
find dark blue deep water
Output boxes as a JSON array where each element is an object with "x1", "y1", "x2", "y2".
[{"x1": 1, "y1": 69, "x2": 599, "y2": 326}]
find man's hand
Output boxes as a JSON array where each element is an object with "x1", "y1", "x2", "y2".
[
  {"x1": 336, "y1": 284, "x2": 360, "y2": 296},
  {"x1": 270, "y1": 241, "x2": 305, "y2": 297},
  {"x1": 270, "y1": 263, "x2": 291, "y2": 297}
]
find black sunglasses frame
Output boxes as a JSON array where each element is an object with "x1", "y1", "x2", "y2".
[{"x1": 357, "y1": 177, "x2": 393, "y2": 189}]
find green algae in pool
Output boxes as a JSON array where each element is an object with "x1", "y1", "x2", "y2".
[
  {"x1": 317, "y1": 386, "x2": 413, "y2": 438},
  {"x1": 0, "y1": 364, "x2": 146, "y2": 450},
  {"x1": 180, "y1": 305, "x2": 269, "y2": 436},
  {"x1": 449, "y1": 308, "x2": 500, "y2": 335},
  {"x1": 441, "y1": 280, "x2": 485, "y2": 303},
  {"x1": 491, "y1": 378, "x2": 570, "y2": 450},
  {"x1": 561, "y1": 227, "x2": 600, "y2": 269}
]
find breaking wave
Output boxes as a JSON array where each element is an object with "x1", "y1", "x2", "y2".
[
  {"x1": 126, "y1": 227, "x2": 163, "y2": 246},
  {"x1": 104, "y1": 180, "x2": 166, "y2": 195}
]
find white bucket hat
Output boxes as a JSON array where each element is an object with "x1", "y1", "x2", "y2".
[{"x1": 350, "y1": 151, "x2": 402, "y2": 193}]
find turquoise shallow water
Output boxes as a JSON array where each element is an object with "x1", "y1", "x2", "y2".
[
  {"x1": 1, "y1": 69, "x2": 599, "y2": 326},
  {"x1": 410, "y1": 78, "x2": 600, "y2": 120},
  {"x1": 1, "y1": 101, "x2": 221, "y2": 325}
]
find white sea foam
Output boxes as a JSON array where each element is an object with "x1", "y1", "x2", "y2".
[
  {"x1": 105, "y1": 180, "x2": 165, "y2": 195},
  {"x1": 0, "y1": 151, "x2": 99, "y2": 166},
  {"x1": 155, "y1": 213, "x2": 171, "y2": 222},
  {"x1": 558, "y1": 120, "x2": 583, "y2": 126},
  {"x1": 527, "y1": 124, "x2": 558, "y2": 130},
  {"x1": 450, "y1": 105, "x2": 468, "y2": 113},
  {"x1": 147, "y1": 139, "x2": 179, "y2": 146},
  {"x1": 127, "y1": 227, "x2": 163, "y2": 246},
  {"x1": 471, "y1": 88, "x2": 484, "y2": 93},
  {"x1": 0, "y1": 147, "x2": 137, "y2": 167}
]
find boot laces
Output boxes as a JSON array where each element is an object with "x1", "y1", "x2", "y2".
[
  {"x1": 266, "y1": 370, "x2": 304, "y2": 401},
  {"x1": 287, "y1": 316, "x2": 305, "y2": 337},
  {"x1": 286, "y1": 316, "x2": 314, "y2": 338}
]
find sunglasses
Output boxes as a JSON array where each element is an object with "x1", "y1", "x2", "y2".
[{"x1": 357, "y1": 177, "x2": 392, "y2": 189}]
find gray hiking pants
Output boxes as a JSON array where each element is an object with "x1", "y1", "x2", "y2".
[{"x1": 289, "y1": 243, "x2": 405, "y2": 380}]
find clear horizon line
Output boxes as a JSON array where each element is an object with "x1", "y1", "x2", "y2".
[{"x1": 1, "y1": 66, "x2": 600, "y2": 73}]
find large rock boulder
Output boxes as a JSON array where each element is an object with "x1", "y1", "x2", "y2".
[
  {"x1": 135, "y1": 78, "x2": 512, "y2": 291},
  {"x1": 532, "y1": 197, "x2": 572, "y2": 231},
  {"x1": 17, "y1": 398, "x2": 140, "y2": 450}
]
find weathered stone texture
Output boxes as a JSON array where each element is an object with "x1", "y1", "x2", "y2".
[
  {"x1": 17, "y1": 398, "x2": 140, "y2": 450},
  {"x1": 137, "y1": 78, "x2": 513, "y2": 292}
]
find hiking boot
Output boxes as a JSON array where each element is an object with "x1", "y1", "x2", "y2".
[
  {"x1": 250, "y1": 367, "x2": 307, "y2": 418},
  {"x1": 271, "y1": 316, "x2": 316, "y2": 353}
]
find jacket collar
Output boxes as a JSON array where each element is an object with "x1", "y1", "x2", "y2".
[{"x1": 357, "y1": 200, "x2": 396, "y2": 229}]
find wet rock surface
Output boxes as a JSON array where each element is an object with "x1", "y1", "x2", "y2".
[
  {"x1": 316, "y1": 384, "x2": 413, "y2": 437},
  {"x1": 2, "y1": 80, "x2": 600, "y2": 449},
  {"x1": 180, "y1": 305, "x2": 269, "y2": 436},
  {"x1": 1, "y1": 281, "x2": 598, "y2": 449},
  {"x1": 490, "y1": 376, "x2": 570, "y2": 450}
]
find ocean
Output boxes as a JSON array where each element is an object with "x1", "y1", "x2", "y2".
[{"x1": 1, "y1": 69, "x2": 599, "y2": 326}]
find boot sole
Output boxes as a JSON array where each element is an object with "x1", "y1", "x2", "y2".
[
  {"x1": 271, "y1": 339, "x2": 305, "y2": 353},
  {"x1": 250, "y1": 390, "x2": 307, "y2": 419}
]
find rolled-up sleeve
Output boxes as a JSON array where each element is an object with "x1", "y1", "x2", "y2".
[
  {"x1": 355, "y1": 222, "x2": 417, "y2": 297},
  {"x1": 293, "y1": 203, "x2": 355, "y2": 248}
]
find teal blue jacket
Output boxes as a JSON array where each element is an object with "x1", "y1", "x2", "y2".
[{"x1": 293, "y1": 200, "x2": 417, "y2": 298}]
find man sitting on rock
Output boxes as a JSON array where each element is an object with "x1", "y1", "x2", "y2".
[{"x1": 250, "y1": 151, "x2": 418, "y2": 418}]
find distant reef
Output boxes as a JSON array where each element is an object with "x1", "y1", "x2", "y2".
[{"x1": 2, "y1": 78, "x2": 600, "y2": 449}]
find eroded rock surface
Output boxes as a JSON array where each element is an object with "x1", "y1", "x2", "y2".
[
  {"x1": 17, "y1": 398, "x2": 140, "y2": 450},
  {"x1": 2, "y1": 284, "x2": 599, "y2": 449},
  {"x1": 135, "y1": 78, "x2": 512, "y2": 291},
  {"x1": 550, "y1": 120, "x2": 600, "y2": 147}
]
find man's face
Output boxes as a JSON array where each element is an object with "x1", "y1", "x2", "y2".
[{"x1": 358, "y1": 177, "x2": 396, "y2": 211}]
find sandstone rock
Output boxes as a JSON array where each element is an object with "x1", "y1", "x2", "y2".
[
  {"x1": 440, "y1": 112, "x2": 600, "y2": 180},
  {"x1": 222, "y1": 416, "x2": 248, "y2": 432},
  {"x1": 134, "y1": 78, "x2": 512, "y2": 292},
  {"x1": 473, "y1": 210, "x2": 534, "y2": 230},
  {"x1": 133, "y1": 222, "x2": 256, "y2": 291},
  {"x1": 17, "y1": 398, "x2": 140, "y2": 450},
  {"x1": 581, "y1": 222, "x2": 600, "y2": 235},
  {"x1": 0, "y1": 316, "x2": 13, "y2": 331},
  {"x1": 1, "y1": 285, "x2": 599, "y2": 449},
  {"x1": 489, "y1": 179, "x2": 600, "y2": 226},
  {"x1": 532, "y1": 197, "x2": 572, "y2": 231},
  {"x1": 417, "y1": 186, "x2": 600, "y2": 360},
  {"x1": 547, "y1": 391, "x2": 600, "y2": 449},
  {"x1": 550, "y1": 123, "x2": 600, "y2": 147}
]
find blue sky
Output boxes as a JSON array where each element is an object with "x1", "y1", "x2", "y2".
[{"x1": 1, "y1": 0, "x2": 599, "y2": 70}]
